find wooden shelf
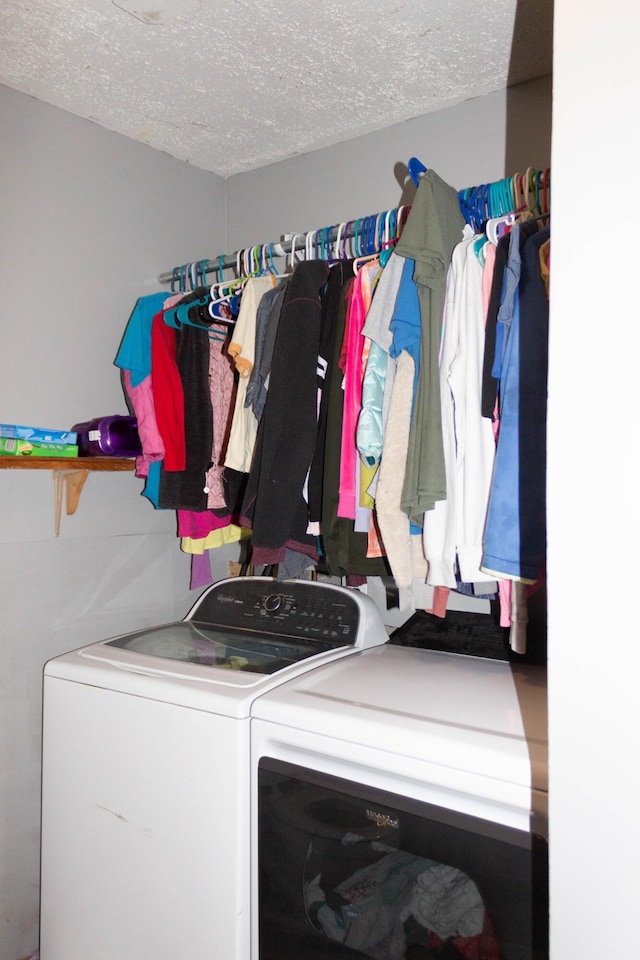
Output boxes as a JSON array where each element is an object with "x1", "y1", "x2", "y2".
[{"x1": 0, "y1": 456, "x2": 135, "y2": 471}]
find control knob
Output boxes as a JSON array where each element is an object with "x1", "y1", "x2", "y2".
[{"x1": 263, "y1": 594, "x2": 283, "y2": 613}]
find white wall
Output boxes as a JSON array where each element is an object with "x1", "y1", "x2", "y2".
[
  {"x1": 0, "y1": 86, "x2": 229, "y2": 960},
  {"x1": 226, "y1": 76, "x2": 552, "y2": 249},
  {"x1": 548, "y1": 2, "x2": 640, "y2": 957}
]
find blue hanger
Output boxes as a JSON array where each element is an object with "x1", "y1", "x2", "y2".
[
  {"x1": 408, "y1": 157, "x2": 427, "y2": 187},
  {"x1": 199, "y1": 259, "x2": 210, "y2": 286},
  {"x1": 500, "y1": 178, "x2": 513, "y2": 215},
  {"x1": 457, "y1": 189, "x2": 472, "y2": 228},
  {"x1": 362, "y1": 216, "x2": 370, "y2": 255},
  {"x1": 362, "y1": 216, "x2": 372, "y2": 255},
  {"x1": 388, "y1": 208, "x2": 398, "y2": 241},
  {"x1": 340, "y1": 221, "x2": 353, "y2": 260},
  {"x1": 469, "y1": 184, "x2": 488, "y2": 232},
  {"x1": 164, "y1": 287, "x2": 212, "y2": 331},
  {"x1": 368, "y1": 215, "x2": 377, "y2": 254}
]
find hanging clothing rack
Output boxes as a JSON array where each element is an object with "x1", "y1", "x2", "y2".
[
  {"x1": 157, "y1": 207, "x2": 412, "y2": 287},
  {"x1": 158, "y1": 165, "x2": 550, "y2": 288}
]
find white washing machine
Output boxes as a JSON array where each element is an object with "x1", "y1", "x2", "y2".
[
  {"x1": 39, "y1": 576, "x2": 388, "y2": 960},
  {"x1": 251, "y1": 645, "x2": 548, "y2": 960}
]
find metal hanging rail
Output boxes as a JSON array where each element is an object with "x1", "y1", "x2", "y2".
[
  {"x1": 157, "y1": 166, "x2": 550, "y2": 287},
  {"x1": 157, "y1": 206, "x2": 411, "y2": 286}
]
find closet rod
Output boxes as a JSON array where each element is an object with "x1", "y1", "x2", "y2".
[
  {"x1": 157, "y1": 207, "x2": 410, "y2": 285},
  {"x1": 158, "y1": 166, "x2": 550, "y2": 285}
]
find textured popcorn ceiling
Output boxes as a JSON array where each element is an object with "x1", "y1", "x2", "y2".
[{"x1": 0, "y1": 0, "x2": 552, "y2": 178}]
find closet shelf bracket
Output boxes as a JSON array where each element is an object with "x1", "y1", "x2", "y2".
[
  {"x1": 53, "y1": 468, "x2": 89, "y2": 537},
  {"x1": 0, "y1": 455, "x2": 136, "y2": 535}
]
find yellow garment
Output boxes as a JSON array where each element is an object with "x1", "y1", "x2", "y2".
[
  {"x1": 359, "y1": 461, "x2": 377, "y2": 510},
  {"x1": 227, "y1": 275, "x2": 278, "y2": 379},
  {"x1": 181, "y1": 524, "x2": 251, "y2": 555},
  {"x1": 539, "y1": 238, "x2": 551, "y2": 298}
]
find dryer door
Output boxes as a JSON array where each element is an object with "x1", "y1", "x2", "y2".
[{"x1": 257, "y1": 758, "x2": 548, "y2": 960}]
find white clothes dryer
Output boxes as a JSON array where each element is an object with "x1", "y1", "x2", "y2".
[
  {"x1": 39, "y1": 577, "x2": 388, "y2": 960},
  {"x1": 251, "y1": 645, "x2": 548, "y2": 960}
]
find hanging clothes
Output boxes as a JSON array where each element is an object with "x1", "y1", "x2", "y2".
[
  {"x1": 240, "y1": 260, "x2": 329, "y2": 565},
  {"x1": 337, "y1": 260, "x2": 380, "y2": 520},
  {"x1": 115, "y1": 291, "x2": 180, "y2": 501},
  {"x1": 481, "y1": 233, "x2": 511, "y2": 420},
  {"x1": 358, "y1": 251, "x2": 405, "y2": 495},
  {"x1": 481, "y1": 224, "x2": 550, "y2": 583},
  {"x1": 422, "y1": 229, "x2": 497, "y2": 589},
  {"x1": 394, "y1": 169, "x2": 465, "y2": 525},
  {"x1": 224, "y1": 274, "x2": 279, "y2": 474},
  {"x1": 156, "y1": 294, "x2": 215, "y2": 512},
  {"x1": 115, "y1": 291, "x2": 168, "y2": 387},
  {"x1": 117, "y1": 165, "x2": 550, "y2": 625},
  {"x1": 375, "y1": 350, "x2": 426, "y2": 589},
  {"x1": 244, "y1": 282, "x2": 287, "y2": 421},
  {"x1": 204, "y1": 331, "x2": 237, "y2": 510},
  {"x1": 320, "y1": 266, "x2": 391, "y2": 580},
  {"x1": 307, "y1": 260, "x2": 353, "y2": 529}
]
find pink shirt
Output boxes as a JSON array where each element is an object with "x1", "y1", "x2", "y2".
[{"x1": 337, "y1": 262, "x2": 379, "y2": 519}]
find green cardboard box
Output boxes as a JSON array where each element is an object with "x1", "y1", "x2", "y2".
[{"x1": 0, "y1": 438, "x2": 79, "y2": 457}]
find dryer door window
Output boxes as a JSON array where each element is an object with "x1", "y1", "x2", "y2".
[{"x1": 258, "y1": 759, "x2": 548, "y2": 960}]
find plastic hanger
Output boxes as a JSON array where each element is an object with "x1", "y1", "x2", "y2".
[
  {"x1": 322, "y1": 226, "x2": 334, "y2": 261},
  {"x1": 348, "y1": 225, "x2": 356, "y2": 259},
  {"x1": 352, "y1": 251, "x2": 380, "y2": 275},
  {"x1": 396, "y1": 205, "x2": 411, "y2": 239},
  {"x1": 387, "y1": 208, "x2": 398, "y2": 243},
  {"x1": 485, "y1": 212, "x2": 516, "y2": 245},
  {"x1": 541, "y1": 168, "x2": 551, "y2": 214},
  {"x1": 523, "y1": 167, "x2": 537, "y2": 213},
  {"x1": 163, "y1": 284, "x2": 213, "y2": 331},
  {"x1": 333, "y1": 222, "x2": 346, "y2": 260},
  {"x1": 304, "y1": 229, "x2": 316, "y2": 261},
  {"x1": 208, "y1": 241, "x2": 288, "y2": 323},
  {"x1": 258, "y1": 241, "x2": 290, "y2": 280},
  {"x1": 261, "y1": 241, "x2": 284, "y2": 277},
  {"x1": 407, "y1": 157, "x2": 427, "y2": 187},
  {"x1": 289, "y1": 234, "x2": 303, "y2": 270},
  {"x1": 471, "y1": 232, "x2": 488, "y2": 266},
  {"x1": 366, "y1": 215, "x2": 378, "y2": 254},
  {"x1": 375, "y1": 212, "x2": 385, "y2": 252},
  {"x1": 499, "y1": 177, "x2": 514, "y2": 216},
  {"x1": 351, "y1": 220, "x2": 361, "y2": 257},
  {"x1": 175, "y1": 287, "x2": 212, "y2": 329},
  {"x1": 207, "y1": 251, "x2": 249, "y2": 317}
]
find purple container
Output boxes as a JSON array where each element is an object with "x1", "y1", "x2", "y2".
[{"x1": 72, "y1": 416, "x2": 141, "y2": 458}]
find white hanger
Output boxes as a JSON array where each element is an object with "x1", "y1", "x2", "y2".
[
  {"x1": 486, "y1": 212, "x2": 516, "y2": 245},
  {"x1": 288, "y1": 234, "x2": 303, "y2": 270},
  {"x1": 305, "y1": 229, "x2": 316, "y2": 261}
]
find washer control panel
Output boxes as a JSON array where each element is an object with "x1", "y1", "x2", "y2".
[{"x1": 191, "y1": 578, "x2": 361, "y2": 643}]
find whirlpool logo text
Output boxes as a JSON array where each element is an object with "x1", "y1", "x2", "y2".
[{"x1": 365, "y1": 809, "x2": 399, "y2": 829}]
